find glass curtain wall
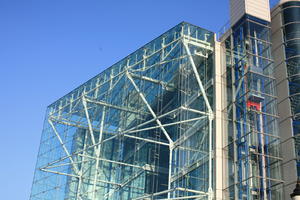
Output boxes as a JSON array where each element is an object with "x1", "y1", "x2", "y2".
[
  {"x1": 223, "y1": 15, "x2": 283, "y2": 200},
  {"x1": 30, "y1": 22, "x2": 215, "y2": 200},
  {"x1": 281, "y1": 1, "x2": 300, "y2": 176}
]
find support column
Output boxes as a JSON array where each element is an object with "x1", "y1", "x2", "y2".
[
  {"x1": 92, "y1": 107, "x2": 106, "y2": 199},
  {"x1": 214, "y1": 40, "x2": 224, "y2": 200}
]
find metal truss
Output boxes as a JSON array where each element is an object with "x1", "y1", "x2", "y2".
[{"x1": 30, "y1": 22, "x2": 215, "y2": 200}]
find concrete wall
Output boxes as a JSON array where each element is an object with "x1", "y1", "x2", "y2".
[
  {"x1": 230, "y1": 0, "x2": 246, "y2": 25},
  {"x1": 271, "y1": 4, "x2": 298, "y2": 200}
]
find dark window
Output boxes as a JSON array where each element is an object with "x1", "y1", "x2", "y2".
[
  {"x1": 282, "y1": 2, "x2": 300, "y2": 8},
  {"x1": 283, "y1": 23, "x2": 300, "y2": 40},
  {"x1": 283, "y1": 7, "x2": 300, "y2": 24},
  {"x1": 285, "y1": 39, "x2": 300, "y2": 58}
]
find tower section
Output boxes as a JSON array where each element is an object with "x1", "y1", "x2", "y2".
[{"x1": 220, "y1": 0, "x2": 283, "y2": 199}]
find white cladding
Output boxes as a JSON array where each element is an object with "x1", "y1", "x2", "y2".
[{"x1": 230, "y1": 0, "x2": 271, "y2": 25}]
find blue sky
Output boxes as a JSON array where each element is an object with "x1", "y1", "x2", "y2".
[{"x1": 0, "y1": 0, "x2": 278, "y2": 199}]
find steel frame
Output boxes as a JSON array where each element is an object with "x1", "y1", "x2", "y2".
[{"x1": 30, "y1": 22, "x2": 215, "y2": 200}]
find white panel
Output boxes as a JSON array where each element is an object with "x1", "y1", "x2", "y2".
[
  {"x1": 230, "y1": 0, "x2": 271, "y2": 26},
  {"x1": 245, "y1": 0, "x2": 271, "y2": 22},
  {"x1": 214, "y1": 41, "x2": 224, "y2": 200}
]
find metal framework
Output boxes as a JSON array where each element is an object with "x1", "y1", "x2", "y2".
[{"x1": 30, "y1": 22, "x2": 216, "y2": 200}]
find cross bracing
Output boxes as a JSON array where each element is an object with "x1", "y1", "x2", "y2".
[{"x1": 30, "y1": 22, "x2": 216, "y2": 200}]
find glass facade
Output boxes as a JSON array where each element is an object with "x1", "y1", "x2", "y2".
[
  {"x1": 30, "y1": 22, "x2": 216, "y2": 200},
  {"x1": 281, "y1": 1, "x2": 300, "y2": 176},
  {"x1": 223, "y1": 15, "x2": 282, "y2": 199}
]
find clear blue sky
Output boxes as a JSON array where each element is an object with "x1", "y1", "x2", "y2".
[{"x1": 0, "y1": 0, "x2": 278, "y2": 199}]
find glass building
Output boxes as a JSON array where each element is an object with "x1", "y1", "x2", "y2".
[
  {"x1": 30, "y1": 22, "x2": 217, "y2": 200},
  {"x1": 31, "y1": 0, "x2": 300, "y2": 199}
]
